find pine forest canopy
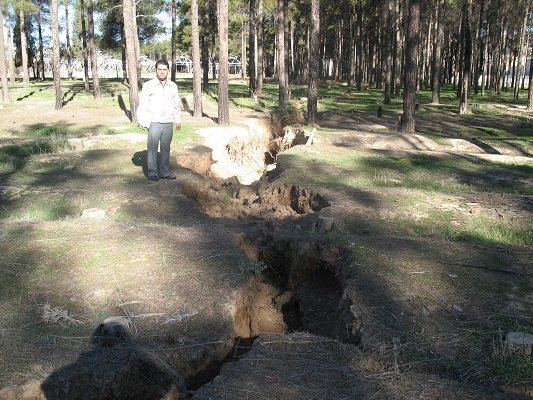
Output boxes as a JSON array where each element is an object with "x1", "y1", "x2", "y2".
[{"x1": 1, "y1": 0, "x2": 533, "y2": 113}]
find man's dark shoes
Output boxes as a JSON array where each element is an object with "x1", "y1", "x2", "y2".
[
  {"x1": 159, "y1": 175, "x2": 176, "y2": 180},
  {"x1": 148, "y1": 176, "x2": 159, "y2": 181}
]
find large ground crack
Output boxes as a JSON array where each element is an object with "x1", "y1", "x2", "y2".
[{"x1": 235, "y1": 230, "x2": 361, "y2": 345}]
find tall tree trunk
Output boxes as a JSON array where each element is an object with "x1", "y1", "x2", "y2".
[
  {"x1": 527, "y1": 54, "x2": 533, "y2": 111},
  {"x1": 171, "y1": 0, "x2": 176, "y2": 81},
  {"x1": 51, "y1": 0, "x2": 62, "y2": 109},
  {"x1": 513, "y1": 0, "x2": 529, "y2": 100},
  {"x1": 399, "y1": 0, "x2": 420, "y2": 133},
  {"x1": 283, "y1": 0, "x2": 289, "y2": 86},
  {"x1": 121, "y1": 25, "x2": 128, "y2": 82},
  {"x1": 256, "y1": 0, "x2": 263, "y2": 95},
  {"x1": 277, "y1": 0, "x2": 288, "y2": 110},
  {"x1": 123, "y1": 0, "x2": 139, "y2": 122},
  {"x1": 0, "y1": 1, "x2": 9, "y2": 102},
  {"x1": 5, "y1": 2, "x2": 16, "y2": 84},
  {"x1": 217, "y1": 0, "x2": 229, "y2": 125},
  {"x1": 241, "y1": 20, "x2": 246, "y2": 78},
  {"x1": 394, "y1": 0, "x2": 402, "y2": 96},
  {"x1": 19, "y1": 10, "x2": 29, "y2": 84},
  {"x1": 65, "y1": 0, "x2": 73, "y2": 80},
  {"x1": 307, "y1": 0, "x2": 320, "y2": 125},
  {"x1": 459, "y1": 0, "x2": 472, "y2": 114},
  {"x1": 201, "y1": 0, "x2": 209, "y2": 92},
  {"x1": 87, "y1": 0, "x2": 101, "y2": 99},
  {"x1": 384, "y1": 0, "x2": 394, "y2": 104},
  {"x1": 80, "y1": 0, "x2": 89, "y2": 91},
  {"x1": 132, "y1": 1, "x2": 141, "y2": 89},
  {"x1": 475, "y1": 0, "x2": 485, "y2": 95},
  {"x1": 37, "y1": 7, "x2": 44, "y2": 80},
  {"x1": 431, "y1": 0, "x2": 443, "y2": 103},
  {"x1": 191, "y1": 0, "x2": 202, "y2": 116},
  {"x1": 356, "y1": 0, "x2": 363, "y2": 90},
  {"x1": 249, "y1": 0, "x2": 256, "y2": 96}
]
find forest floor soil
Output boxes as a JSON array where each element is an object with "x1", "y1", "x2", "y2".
[{"x1": 0, "y1": 93, "x2": 531, "y2": 399}]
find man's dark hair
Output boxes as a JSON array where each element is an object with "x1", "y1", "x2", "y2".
[{"x1": 155, "y1": 59, "x2": 169, "y2": 69}]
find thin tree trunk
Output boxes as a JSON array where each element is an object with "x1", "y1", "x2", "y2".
[
  {"x1": 514, "y1": 0, "x2": 529, "y2": 100},
  {"x1": 191, "y1": 0, "x2": 203, "y2": 116},
  {"x1": 121, "y1": 26, "x2": 128, "y2": 82},
  {"x1": 37, "y1": 8, "x2": 44, "y2": 80},
  {"x1": 4, "y1": 2, "x2": 15, "y2": 84},
  {"x1": 431, "y1": 0, "x2": 443, "y2": 103},
  {"x1": 256, "y1": 0, "x2": 263, "y2": 95},
  {"x1": 123, "y1": 0, "x2": 139, "y2": 122},
  {"x1": 87, "y1": 0, "x2": 101, "y2": 99},
  {"x1": 283, "y1": 0, "x2": 289, "y2": 86},
  {"x1": 384, "y1": 0, "x2": 394, "y2": 104},
  {"x1": 241, "y1": 20, "x2": 246, "y2": 78},
  {"x1": 217, "y1": 0, "x2": 229, "y2": 125},
  {"x1": 80, "y1": 0, "x2": 90, "y2": 91},
  {"x1": 19, "y1": 10, "x2": 29, "y2": 84},
  {"x1": 132, "y1": 2, "x2": 141, "y2": 89},
  {"x1": 356, "y1": 0, "x2": 363, "y2": 90},
  {"x1": 51, "y1": 0, "x2": 62, "y2": 109},
  {"x1": 171, "y1": 0, "x2": 176, "y2": 82},
  {"x1": 399, "y1": 0, "x2": 420, "y2": 133},
  {"x1": 65, "y1": 0, "x2": 73, "y2": 80},
  {"x1": 0, "y1": 1, "x2": 9, "y2": 102},
  {"x1": 459, "y1": 0, "x2": 472, "y2": 114},
  {"x1": 201, "y1": 0, "x2": 209, "y2": 92},
  {"x1": 475, "y1": 0, "x2": 485, "y2": 95},
  {"x1": 277, "y1": 0, "x2": 288, "y2": 110},
  {"x1": 249, "y1": 0, "x2": 256, "y2": 96},
  {"x1": 307, "y1": 0, "x2": 320, "y2": 124},
  {"x1": 527, "y1": 54, "x2": 533, "y2": 111}
]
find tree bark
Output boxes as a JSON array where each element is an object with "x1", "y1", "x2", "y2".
[
  {"x1": 191, "y1": 0, "x2": 203, "y2": 116},
  {"x1": 65, "y1": 0, "x2": 73, "y2": 80},
  {"x1": 527, "y1": 55, "x2": 533, "y2": 111},
  {"x1": 19, "y1": 10, "x2": 29, "y2": 85},
  {"x1": 80, "y1": 0, "x2": 90, "y2": 91},
  {"x1": 217, "y1": 0, "x2": 229, "y2": 125},
  {"x1": 431, "y1": 0, "x2": 443, "y2": 103},
  {"x1": 171, "y1": 0, "x2": 176, "y2": 81},
  {"x1": 201, "y1": 0, "x2": 209, "y2": 92},
  {"x1": 513, "y1": 0, "x2": 529, "y2": 100},
  {"x1": 459, "y1": 0, "x2": 472, "y2": 115},
  {"x1": 399, "y1": 0, "x2": 420, "y2": 133},
  {"x1": 123, "y1": 0, "x2": 139, "y2": 122},
  {"x1": 256, "y1": 0, "x2": 263, "y2": 95},
  {"x1": 87, "y1": 0, "x2": 101, "y2": 99},
  {"x1": 277, "y1": 0, "x2": 288, "y2": 110},
  {"x1": 0, "y1": 1, "x2": 9, "y2": 102},
  {"x1": 249, "y1": 0, "x2": 256, "y2": 97},
  {"x1": 51, "y1": 0, "x2": 62, "y2": 109},
  {"x1": 4, "y1": 2, "x2": 15, "y2": 84},
  {"x1": 307, "y1": 0, "x2": 320, "y2": 124},
  {"x1": 37, "y1": 7, "x2": 44, "y2": 80},
  {"x1": 356, "y1": 0, "x2": 363, "y2": 90},
  {"x1": 383, "y1": 0, "x2": 394, "y2": 104}
]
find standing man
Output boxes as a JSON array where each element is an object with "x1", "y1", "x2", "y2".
[{"x1": 137, "y1": 59, "x2": 181, "y2": 181}]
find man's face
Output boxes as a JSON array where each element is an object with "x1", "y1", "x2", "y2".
[{"x1": 156, "y1": 64, "x2": 169, "y2": 81}]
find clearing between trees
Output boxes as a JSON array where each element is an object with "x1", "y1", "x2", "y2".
[{"x1": 0, "y1": 79, "x2": 531, "y2": 399}]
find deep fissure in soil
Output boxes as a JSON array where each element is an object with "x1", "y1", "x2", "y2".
[{"x1": 235, "y1": 233, "x2": 361, "y2": 345}]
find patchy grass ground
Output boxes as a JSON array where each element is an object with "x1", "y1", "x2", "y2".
[{"x1": 0, "y1": 77, "x2": 531, "y2": 399}]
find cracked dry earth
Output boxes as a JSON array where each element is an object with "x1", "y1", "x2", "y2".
[{"x1": 0, "y1": 111, "x2": 532, "y2": 400}]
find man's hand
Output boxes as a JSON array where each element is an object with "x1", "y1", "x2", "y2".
[
  {"x1": 138, "y1": 124, "x2": 147, "y2": 130},
  {"x1": 175, "y1": 123, "x2": 182, "y2": 131}
]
